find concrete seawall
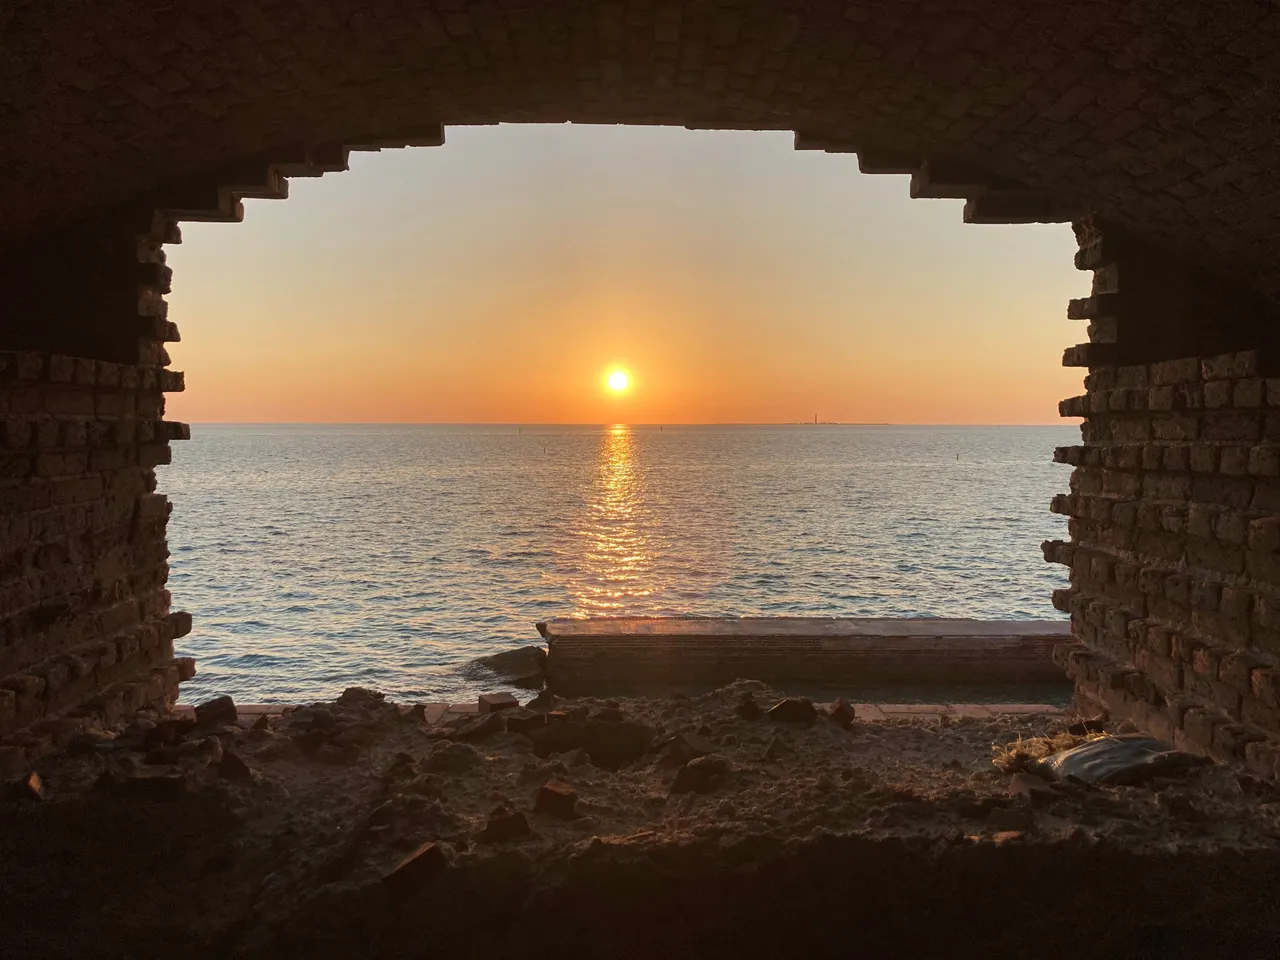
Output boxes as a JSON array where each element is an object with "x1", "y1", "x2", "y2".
[{"x1": 537, "y1": 617, "x2": 1075, "y2": 695}]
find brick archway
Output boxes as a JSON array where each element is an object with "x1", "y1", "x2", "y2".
[{"x1": 2, "y1": 0, "x2": 1280, "y2": 778}]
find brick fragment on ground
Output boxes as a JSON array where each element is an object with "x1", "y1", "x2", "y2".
[
  {"x1": 828, "y1": 697, "x2": 856, "y2": 729},
  {"x1": 12, "y1": 770, "x2": 45, "y2": 800},
  {"x1": 535, "y1": 779, "x2": 578, "y2": 818},
  {"x1": 478, "y1": 692, "x2": 519, "y2": 714}
]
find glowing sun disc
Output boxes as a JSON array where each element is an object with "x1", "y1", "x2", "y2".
[{"x1": 607, "y1": 369, "x2": 630, "y2": 393}]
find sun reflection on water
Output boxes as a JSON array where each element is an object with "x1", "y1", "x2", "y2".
[{"x1": 571, "y1": 424, "x2": 658, "y2": 614}]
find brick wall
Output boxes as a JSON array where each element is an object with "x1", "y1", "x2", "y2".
[
  {"x1": 1048, "y1": 216, "x2": 1280, "y2": 781},
  {"x1": 0, "y1": 212, "x2": 191, "y2": 775}
]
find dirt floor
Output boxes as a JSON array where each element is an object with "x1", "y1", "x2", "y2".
[{"x1": 4, "y1": 682, "x2": 1280, "y2": 959}]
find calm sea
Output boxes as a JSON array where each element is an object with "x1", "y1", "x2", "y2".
[{"x1": 160, "y1": 424, "x2": 1074, "y2": 704}]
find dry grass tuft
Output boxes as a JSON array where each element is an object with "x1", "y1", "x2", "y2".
[{"x1": 991, "y1": 731, "x2": 1105, "y2": 773}]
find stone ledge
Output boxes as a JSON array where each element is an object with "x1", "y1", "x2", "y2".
[{"x1": 173, "y1": 700, "x2": 1065, "y2": 723}]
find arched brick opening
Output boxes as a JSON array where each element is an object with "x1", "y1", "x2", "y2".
[{"x1": 2, "y1": 1, "x2": 1280, "y2": 781}]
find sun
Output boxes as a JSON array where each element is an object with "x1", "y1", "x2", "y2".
[{"x1": 606, "y1": 369, "x2": 631, "y2": 393}]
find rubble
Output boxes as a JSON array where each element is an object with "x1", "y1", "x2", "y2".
[
  {"x1": 3, "y1": 683, "x2": 1278, "y2": 956},
  {"x1": 535, "y1": 779, "x2": 578, "y2": 818},
  {"x1": 671, "y1": 755, "x2": 731, "y2": 794},
  {"x1": 478, "y1": 692, "x2": 519, "y2": 713},
  {"x1": 480, "y1": 805, "x2": 531, "y2": 842},
  {"x1": 194, "y1": 695, "x2": 237, "y2": 727},
  {"x1": 381, "y1": 842, "x2": 447, "y2": 895},
  {"x1": 768, "y1": 697, "x2": 817, "y2": 724}
]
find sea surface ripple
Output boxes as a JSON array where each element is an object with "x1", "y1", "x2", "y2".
[{"x1": 161, "y1": 424, "x2": 1074, "y2": 703}]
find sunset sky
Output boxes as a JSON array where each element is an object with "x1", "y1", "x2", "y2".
[{"x1": 165, "y1": 123, "x2": 1085, "y2": 424}]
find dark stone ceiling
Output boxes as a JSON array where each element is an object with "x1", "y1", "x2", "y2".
[{"x1": 2, "y1": 0, "x2": 1279, "y2": 300}]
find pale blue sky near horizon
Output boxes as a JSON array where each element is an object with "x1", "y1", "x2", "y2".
[{"x1": 165, "y1": 123, "x2": 1086, "y2": 425}]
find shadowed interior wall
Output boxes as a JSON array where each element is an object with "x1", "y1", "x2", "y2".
[
  {"x1": 0, "y1": 0, "x2": 1279, "y2": 775},
  {"x1": 0, "y1": 212, "x2": 192, "y2": 774},
  {"x1": 1046, "y1": 216, "x2": 1280, "y2": 780}
]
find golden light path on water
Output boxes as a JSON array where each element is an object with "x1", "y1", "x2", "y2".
[
  {"x1": 571, "y1": 424, "x2": 666, "y2": 615},
  {"x1": 162, "y1": 424, "x2": 1073, "y2": 703}
]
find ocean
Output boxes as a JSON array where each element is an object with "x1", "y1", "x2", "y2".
[{"x1": 160, "y1": 424, "x2": 1075, "y2": 703}]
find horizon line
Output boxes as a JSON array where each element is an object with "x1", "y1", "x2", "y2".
[{"x1": 178, "y1": 420, "x2": 1077, "y2": 427}]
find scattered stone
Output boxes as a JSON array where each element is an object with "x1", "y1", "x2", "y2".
[
  {"x1": 219, "y1": 749, "x2": 255, "y2": 782},
  {"x1": 385, "y1": 752, "x2": 417, "y2": 779},
  {"x1": 337, "y1": 687, "x2": 384, "y2": 705},
  {"x1": 529, "y1": 719, "x2": 655, "y2": 771},
  {"x1": 194, "y1": 696, "x2": 237, "y2": 727},
  {"x1": 558, "y1": 747, "x2": 592, "y2": 768},
  {"x1": 535, "y1": 779, "x2": 578, "y2": 819},
  {"x1": 993, "y1": 830, "x2": 1025, "y2": 845},
  {"x1": 525, "y1": 690, "x2": 557, "y2": 712},
  {"x1": 291, "y1": 728, "x2": 331, "y2": 753},
  {"x1": 195, "y1": 735, "x2": 224, "y2": 765},
  {"x1": 382, "y1": 842, "x2": 447, "y2": 895},
  {"x1": 333, "y1": 722, "x2": 379, "y2": 748},
  {"x1": 367, "y1": 800, "x2": 398, "y2": 826},
  {"x1": 480, "y1": 806, "x2": 531, "y2": 843},
  {"x1": 404, "y1": 773, "x2": 444, "y2": 796},
  {"x1": 252, "y1": 714, "x2": 270, "y2": 732},
  {"x1": 735, "y1": 694, "x2": 763, "y2": 721},
  {"x1": 291, "y1": 705, "x2": 337, "y2": 730},
  {"x1": 504, "y1": 709, "x2": 547, "y2": 736},
  {"x1": 478, "y1": 692, "x2": 519, "y2": 714},
  {"x1": 768, "y1": 697, "x2": 817, "y2": 724},
  {"x1": 1235, "y1": 774, "x2": 1280, "y2": 798},
  {"x1": 124, "y1": 718, "x2": 157, "y2": 740},
  {"x1": 763, "y1": 737, "x2": 796, "y2": 762},
  {"x1": 653, "y1": 732, "x2": 717, "y2": 768},
  {"x1": 423, "y1": 741, "x2": 482, "y2": 774},
  {"x1": 592, "y1": 706, "x2": 625, "y2": 723},
  {"x1": 315, "y1": 742, "x2": 361, "y2": 765},
  {"x1": 465, "y1": 645, "x2": 547, "y2": 690},
  {"x1": 452, "y1": 712, "x2": 505, "y2": 742},
  {"x1": 11, "y1": 771, "x2": 46, "y2": 801},
  {"x1": 827, "y1": 698, "x2": 856, "y2": 729},
  {"x1": 145, "y1": 744, "x2": 181, "y2": 765},
  {"x1": 566, "y1": 705, "x2": 591, "y2": 722},
  {"x1": 546, "y1": 710, "x2": 569, "y2": 723},
  {"x1": 146, "y1": 717, "x2": 196, "y2": 747},
  {"x1": 671, "y1": 755, "x2": 731, "y2": 794}
]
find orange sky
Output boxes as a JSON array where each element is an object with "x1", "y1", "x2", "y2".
[{"x1": 165, "y1": 124, "x2": 1086, "y2": 424}]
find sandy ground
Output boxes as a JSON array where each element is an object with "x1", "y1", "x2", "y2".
[{"x1": 4, "y1": 682, "x2": 1280, "y2": 958}]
